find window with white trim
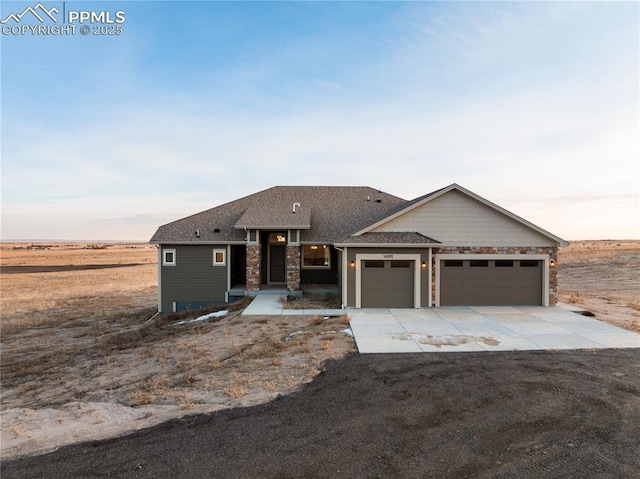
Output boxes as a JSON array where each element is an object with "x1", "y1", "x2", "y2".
[
  {"x1": 302, "y1": 244, "x2": 330, "y2": 268},
  {"x1": 213, "y1": 249, "x2": 226, "y2": 266},
  {"x1": 163, "y1": 249, "x2": 176, "y2": 266}
]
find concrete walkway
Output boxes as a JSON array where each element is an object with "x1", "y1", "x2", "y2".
[
  {"x1": 349, "y1": 306, "x2": 640, "y2": 353},
  {"x1": 241, "y1": 293, "x2": 344, "y2": 317}
]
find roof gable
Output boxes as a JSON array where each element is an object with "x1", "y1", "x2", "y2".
[{"x1": 357, "y1": 184, "x2": 568, "y2": 247}]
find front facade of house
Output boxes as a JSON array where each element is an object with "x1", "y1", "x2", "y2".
[{"x1": 150, "y1": 184, "x2": 568, "y2": 313}]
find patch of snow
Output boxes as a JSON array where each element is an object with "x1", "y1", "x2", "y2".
[
  {"x1": 320, "y1": 328, "x2": 354, "y2": 338},
  {"x1": 340, "y1": 328, "x2": 354, "y2": 338},
  {"x1": 175, "y1": 310, "x2": 228, "y2": 325},
  {"x1": 285, "y1": 330, "x2": 304, "y2": 341}
]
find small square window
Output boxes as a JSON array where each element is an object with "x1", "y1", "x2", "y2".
[
  {"x1": 163, "y1": 249, "x2": 176, "y2": 266},
  {"x1": 213, "y1": 249, "x2": 226, "y2": 266}
]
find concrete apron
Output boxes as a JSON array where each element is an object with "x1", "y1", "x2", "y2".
[{"x1": 348, "y1": 306, "x2": 640, "y2": 354}]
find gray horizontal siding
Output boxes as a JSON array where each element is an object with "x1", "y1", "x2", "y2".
[{"x1": 160, "y1": 245, "x2": 227, "y2": 312}]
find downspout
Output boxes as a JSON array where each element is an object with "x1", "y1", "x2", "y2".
[{"x1": 334, "y1": 246, "x2": 347, "y2": 309}]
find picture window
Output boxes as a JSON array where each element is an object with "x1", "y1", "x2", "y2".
[{"x1": 302, "y1": 245, "x2": 330, "y2": 268}]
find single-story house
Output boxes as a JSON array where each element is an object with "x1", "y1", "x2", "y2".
[{"x1": 150, "y1": 184, "x2": 568, "y2": 312}]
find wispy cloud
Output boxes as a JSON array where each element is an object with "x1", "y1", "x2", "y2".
[{"x1": 1, "y1": 1, "x2": 637, "y2": 240}]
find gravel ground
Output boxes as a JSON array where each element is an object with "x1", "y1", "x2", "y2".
[{"x1": 3, "y1": 349, "x2": 639, "y2": 479}]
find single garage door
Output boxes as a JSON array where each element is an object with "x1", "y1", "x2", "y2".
[
  {"x1": 440, "y1": 259, "x2": 542, "y2": 306},
  {"x1": 361, "y1": 260, "x2": 414, "y2": 308}
]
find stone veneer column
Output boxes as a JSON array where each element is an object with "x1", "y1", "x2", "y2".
[
  {"x1": 286, "y1": 245, "x2": 301, "y2": 292},
  {"x1": 246, "y1": 243, "x2": 261, "y2": 292}
]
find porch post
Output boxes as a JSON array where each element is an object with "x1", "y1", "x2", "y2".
[
  {"x1": 286, "y1": 245, "x2": 301, "y2": 292},
  {"x1": 246, "y1": 243, "x2": 261, "y2": 292}
]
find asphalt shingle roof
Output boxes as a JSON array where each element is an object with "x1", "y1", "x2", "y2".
[
  {"x1": 150, "y1": 186, "x2": 409, "y2": 243},
  {"x1": 234, "y1": 206, "x2": 311, "y2": 230},
  {"x1": 337, "y1": 232, "x2": 440, "y2": 245}
]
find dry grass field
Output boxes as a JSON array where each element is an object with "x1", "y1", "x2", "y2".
[
  {"x1": 557, "y1": 239, "x2": 640, "y2": 332},
  {"x1": 0, "y1": 243, "x2": 355, "y2": 459},
  {"x1": 0, "y1": 239, "x2": 638, "y2": 459},
  {"x1": 1, "y1": 243, "x2": 157, "y2": 333}
]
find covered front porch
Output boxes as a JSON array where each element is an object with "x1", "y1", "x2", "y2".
[{"x1": 228, "y1": 283, "x2": 339, "y2": 301}]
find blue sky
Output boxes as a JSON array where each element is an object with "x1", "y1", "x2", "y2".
[{"x1": 1, "y1": 1, "x2": 638, "y2": 240}]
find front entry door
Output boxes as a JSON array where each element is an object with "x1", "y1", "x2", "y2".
[{"x1": 268, "y1": 232, "x2": 287, "y2": 284}]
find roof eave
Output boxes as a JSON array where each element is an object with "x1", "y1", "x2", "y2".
[{"x1": 333, "y1": 242, "x2": 441, "y2": 248}]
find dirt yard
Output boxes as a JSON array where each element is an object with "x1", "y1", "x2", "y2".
[
  {"x1": 0, "y1": 240, "x2": 638, "y2": 461},
  {"x1": 4, "y1": 350, "x2": 639, "y2": 479}
]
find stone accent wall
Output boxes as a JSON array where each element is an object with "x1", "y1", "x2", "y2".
[
  {"x1": 286, "y1": 245, "x2": 301, "y2": 291},
  {"x1": 246, "y1": 243, "x2": 261, "y2": 291},
  {"x1": 548, "y1": 248, "x2": 559, "y2": 305},
  {"x1": 431, "y1": 246, "x2": 560, "y2": 305}
]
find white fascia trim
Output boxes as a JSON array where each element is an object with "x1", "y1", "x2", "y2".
[
  {"x1": 353, "y1": 183, "x2": 569, "y2": 247},
  {"x1": 354, "y1": 253, "x2": 422, "y2": 309},
  {"x1": 433, "y1": 253, "x2": 550, "y2": 307}
]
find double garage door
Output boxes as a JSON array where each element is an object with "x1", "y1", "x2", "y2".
[
  {"x1": 361, "y1": 260, "x2": 414, "y2": 308},
  {"x1": 440, "y1": 259, "x2": 543, "y2": 306}
]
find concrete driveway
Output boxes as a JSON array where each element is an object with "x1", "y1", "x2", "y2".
[{"x1": 349, "y1": 305, "x2": 640, "y2": 353}]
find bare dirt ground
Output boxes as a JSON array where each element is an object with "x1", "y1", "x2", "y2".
[
  {"x1": 4, "y1": 350, "x2": 639, "y2": 479},
  {"x1": 0, "y1": 240, "x2": 638, "y2": 463}
]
